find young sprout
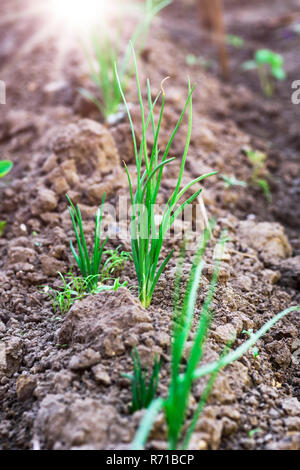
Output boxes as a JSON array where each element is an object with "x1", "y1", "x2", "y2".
[
  {"x1": 66, "y1": 194, "x2": 108, "y2": 290},
  {"x1": 80, "y1": 0, "x2": 171, "y2": 121},
  {"x1": 130, "y1": 226, "x2": 227, "y2": 449},
  {"x1": 245, "y1": 149, "x2": 272, "y2": 202},
  {"x1": 248, "y1": 428, "x2": 261, "y2": 438},
  {"x1": 186, "y1": 54, "x2": 214, "y2": 69},
  {"x1": 123, "y1": 348, "x2": 162, "y2": 413},
  {"x1": 242, "y1": 49, "x2": 286, "y2": 97},
  {"x1": 44, "y1": 272, "x2": 82, "y2": 314},
  {"x1": 102, "y1": 246, "x2": 132, "y2": 281},
  {"x1": 242, "y1": 328, "x2": 253, "y2": 337},
  {"x1": 226, "y1": 34, "x2": 244, "y2": 48},
  {"x1": 220, "y1": 174, "x2": 247, "y2": 189},
  {"x1": 45, "y1": 271, "x2": 128, "y2": 314},
  {"x1": 252, "y1": 346, "x2": 260, "y2": 360},
  {"x1": 116, "y1": 45, "x2": 216, "y2": 308},
  {"x1": 242, "y1": 329, "x2": 260, "y2": 360}
]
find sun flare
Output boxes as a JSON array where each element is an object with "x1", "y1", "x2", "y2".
[{"x1": 48, "y1": 0, "x2": 109, "y2": 32}]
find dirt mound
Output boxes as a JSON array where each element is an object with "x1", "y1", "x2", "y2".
[
  {"x1": 58, "y1": 288, "x2": 154, "y2": 358},
  {"x1": 33, "y1": 394, "x2": 118, "y2": 450}
]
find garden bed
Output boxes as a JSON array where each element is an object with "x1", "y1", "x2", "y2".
[{"x1": 0, "y1": 0, "x2": 299, "y2": 450}]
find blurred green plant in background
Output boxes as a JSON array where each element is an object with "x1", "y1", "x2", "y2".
[
  {"x1": 80, "y1": 0, "x2": 172, "y2": 121},
  {"x1": 242, "y1": 49, "x2": 286, "y2": 97}
]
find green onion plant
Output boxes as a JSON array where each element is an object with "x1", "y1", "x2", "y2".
[
  {"x1": 123, "y1": 348, "x2": 162, "y2": 413},
  {"x1": 66, "y1": 194, "x2": 108, "y2": 290},
  {"x1": 131, "y1": 226, "x2": 300, "y2": 449},
  {"x1": 116, "y1": 45, "x2": 216, "y2": 308}
]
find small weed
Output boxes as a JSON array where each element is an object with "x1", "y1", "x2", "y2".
[
  {"x1": 245, "y1": 148, "x2": 272, "y2": 202},
  {"x1": 186, "y1": 54, "x2": 214, "y2": 69},
  {"x1": 220, "y1": 174, "x2": 247, "y2": 189},
  {"x1": 226, "y1": 34, "x2": 244, "y2": 48},
  {"x1": 102, "y1": 246, "x2": 132, "y2": 281},
  {"x1": 44, "y1": 272, "x2": 86, "y2": 314},
  {"x1": 242, "y1": 328, "x2": 253, "y2": 337},
  {"x1": 123, "y1": 348, "x2": 162, "y2": 413},
  {"x1": 248, "y1": 428, "x2": 261, "y2": 438},
  {"x1": 242, "y1": 49, "x2": 286, "y2": 97},
  {"x1": 44, "y1": 271, "x2": 127, "y2": 314}
]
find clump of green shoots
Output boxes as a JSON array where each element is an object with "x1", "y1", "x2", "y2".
[
  {"x1": 66, "y1": 194, "x2": 108, "y2": 290},
  {"x1": 0, "y1": 160, "x2": 13, "y2": 237},
  {"x1": 44, "y1": 271, "x2": 86, "y2": 315},
  {"x1": 245, "y1": 148, "x2": 272, "y2": 202},
  {"x1": 116, "y1": 46, "x2": 216, "y2": 308},
  {"x1": 80, "y1": 0, "x2": 171, "y2": 120},
  {"x1": 131, "y1": 226, "x2": 300, "y2": 450},
  {"x1": 102, "y1": 245, "x2": 132, "y2": 281},
  {"x1": 123, "y1": 348, "x2": 162, "y2": 413},
  {"x1": 242, "y1": 49, "x2": 286, "y2": 97},
  {"x1": 45, "y1": 271, "x2": 127, "y2": 315}
]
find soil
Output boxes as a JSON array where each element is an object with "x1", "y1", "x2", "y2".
[{"x1": 0, "y1": 0, "x2": 299, "y2": 450}]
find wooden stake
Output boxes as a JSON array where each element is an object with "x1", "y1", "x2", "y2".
[{"x1": 198, "y1": 0, "x2": 229, "y2": 78}]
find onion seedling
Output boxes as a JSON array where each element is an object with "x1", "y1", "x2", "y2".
[
  {"x1": 123, "y1": 348, "x2": 162, "y2": 413},
  {"x1": 66, "y1": 194, "x2": 108, "y2": 291},
  {"x1": 116, "y1": 45, "x2": 216, "y2": 308}
]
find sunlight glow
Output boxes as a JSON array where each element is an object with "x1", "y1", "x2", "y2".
[{"x1": 49, "y1": 0, "x2": 108, "y2": 32}]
